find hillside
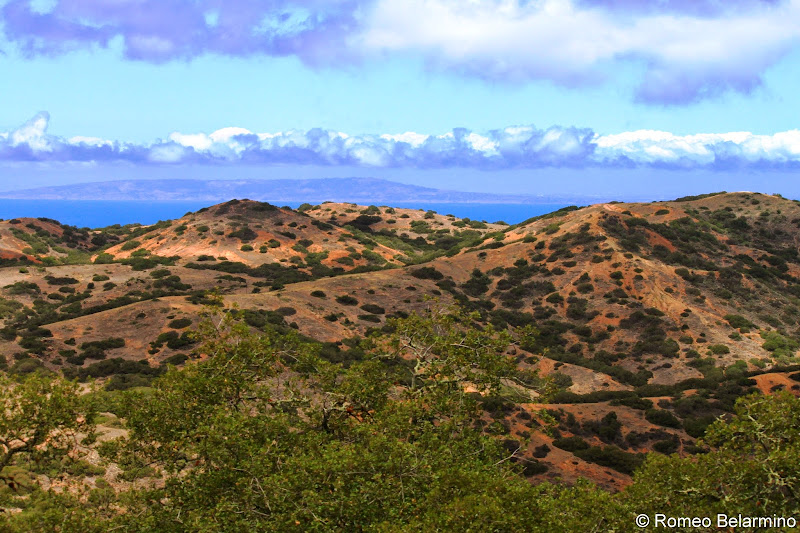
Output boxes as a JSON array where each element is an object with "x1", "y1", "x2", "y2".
[{"x1": 1, "y1": 191, "x2": 800, "y2": 489}]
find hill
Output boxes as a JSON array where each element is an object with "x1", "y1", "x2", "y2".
[{"x1": 1, "y1": 191, "x2": 800, "y2": 488}]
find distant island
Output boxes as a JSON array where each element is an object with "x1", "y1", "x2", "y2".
[{"x1": 0, "y1": 177, "x2": 621, "y2": 205}]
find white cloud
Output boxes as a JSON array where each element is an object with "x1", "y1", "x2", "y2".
[
  {"x1": 169, "y1": 132, "x2": 213, "y2": 151},
  {"x1": 67, "y1": 136, "x2": 113, "y2": 147},
  {"x1": 147, "y1": 144, "x2": 190, "y2": 163},
  {"x1": 10, "y1": 111, "x2": 52, "y2": 151},
  {"x1": 380, "y1": 132, "x2": 429, "y2": 147},
  {"x1": 4, "y1": 112, "x2": 800, "y2": 170},
  {"x1": 595, "y1": 129, "x2": 800, "y2": 165},
  {"x1": 359, "y1": 0, "x2": 800, "y2": 102}
]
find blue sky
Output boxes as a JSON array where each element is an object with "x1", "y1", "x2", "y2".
[{"x1": 2, "y1": 0, "x2": 800, "y2": 199}]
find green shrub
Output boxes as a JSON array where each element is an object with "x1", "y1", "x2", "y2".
[
  {"x1": 336, "y1": 295, "x2": 359, "y2": 306},
  {"x1": 46, "y1": 276, "x2": 79, "y2": 285},
  {"x1": 168, "y1": 318, "x2": 192, "y2": 329},
  {"x1": 552, "y1": 436, "x2": 589, "y2": 452},
  {"x1": 645, "y1": 408, "x2": 681, "y2": 428},
  {"x1": 725, "y1": 314, "x2": 755, "y2": 329},
  {"x1": 410, "y1": 267, "x2": 444, "y2": 280},
  {"x1": 545, "y1": 292, "x2": 564, "y2": 304},
  {"x1": 761, "y1": 331, "x2": 799, "y2": 359},
  {"x1": 229, "y1": 227, "x2": 258, "y2": 241},
  {"x1": 652, "y1": 438, "x2": 679, "y2": 454},
  {"x1": 5, "y1": 281, "x2": 40, "y2": 295},
  {"x1": 574, "y1": 445, "x2": 644, "y2": 475},
  {"x1": 360, "y1": 303, "x2": 385, "y2": 315}
]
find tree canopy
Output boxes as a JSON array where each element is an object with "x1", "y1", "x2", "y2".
[{"x1": 0, "y1": 306, "x2": 798, "y2": 532}]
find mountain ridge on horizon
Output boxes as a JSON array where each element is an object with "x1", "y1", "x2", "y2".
[{"x1": 0, "y1": 177, "x2": 647, "y2": 205}]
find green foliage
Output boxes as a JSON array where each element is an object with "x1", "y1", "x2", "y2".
[
  {"x1": 4, "y1": 281, "x2": 40, "y2": 296},
  {"x1": 228, "y1": 226, "x2": 257, "y2": 241},
  {"x1": 410, "y1": 266, "x2": 444, "y2": 280},
  {"x1": 360, "y1": 303, "x2": 385, "y2": 315},
  {"x1": 708, "y1": 343, "x2": 730, "y2": 355},
  {"x1": 725, "y1": 314, "x2": 755, "y2": 329},
  {"x1": 335, "y1": 294, "x2": 359, "y2": 306},
  {"x1": 645, "y1": 408, "x2": 681, "y2": 428},
  {"x1": 574, "y1": 445, "x2": 644, "y2": 475},
  {"x1": 0, "y1": 375, "x2": 94, "y2": 479},
  {"x1": 81, "y1": 307, "x2": 548, "y2": 531},
  {"x1": 761, "y1": 330, "x2": 799, "y2": 360},
  {"x1": 625, "y1": 392, "x2": 800, "y2": 520},
  {"x1": 4, "y1": 302, "x2": 800, "y2": 531},
  {"x1": 120, "y1": 240, "x2": 141, "y2": 251},
  {"x1": 168, "y1": 318, "x2": 192, "y2": 329}
]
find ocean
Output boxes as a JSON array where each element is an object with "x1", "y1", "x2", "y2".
[{"x1": 0, "y1": 200, "x2": 572, "y2": 229}]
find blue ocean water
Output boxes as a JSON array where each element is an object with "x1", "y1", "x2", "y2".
[{"x1": 0, "y1": 200, "x2": 571, "y2": 229}]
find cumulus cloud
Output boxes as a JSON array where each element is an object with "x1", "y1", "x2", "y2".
[
  {"x1": 595, "y1": 129, "x2": 800, "y2": 168},
  {"x1": 3, "y1": 0, "x2": 800, "y2": 103},
  {"x1": 3, "y1": 112, "x2": 800, "y2": 170},
  {"x1": 361, "y1": 0, "x2": 800, "y2": 103}
]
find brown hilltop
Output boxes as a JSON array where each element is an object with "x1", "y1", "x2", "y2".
[
  {"x1": 3, "y1": 191, "x2": 800, "y2": 489},
  {"x1": 102, "y1": 199, "x2": 403, "y2": 270},
  {"x1": 0, "y1": 216, "x2": 95, "y2": 263},
  {"x1": 101, "y1": 199, "x2": 503, "y2": 273}
]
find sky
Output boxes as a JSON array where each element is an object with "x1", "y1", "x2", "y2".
[{"x1": 1, "y1": 0, "x2": 800, "y2": 200}]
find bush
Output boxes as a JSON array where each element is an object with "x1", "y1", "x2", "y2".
[
  {"x1": 574, "y1": 445, "x2": 644, "y2": 475},
  {"x1": 552, "y1": 436, "x2": 590, "y2": 452},
  {"x1": 229, "y1": 227, "x2": 258, "y2": 241},
  {"x1": 610, "y1": 396, "x2": 653, "y2": 411},
  {"x1": 761, "y1": 331, "x2": 799, "y2": 359},
  {"x1": 725, "y1": 314, "x2": 755, "y2": 330},
  {"x1": 576, "y1": 282, "x2": 594, "y2": 294},
  {"x1": 652, "y1": 439, "x2": 679, "y2": 454},
  {"x1": 336, "y1": 295, "x2": 359, "y2": 306},
  {"x1": 311, "y1": 290, "x2": 327, "y2": 298},
  {"x1": 168, "y1": 318, "x2": 192, "y2": 329},
  {"x1": 546, "y1": 292, "x2": 564, "y2": 304},
  {"x1": 645, "y1": 408, "x2": 681, "y2": 428},
  {"x1": 360, "y1": 303, "x2": 385, "y2": 315},
  {"x1": 410, "y1": 267, "x2": 444, "y2": 280},
  {"x1": 9, "y1": 358, "x2": 48, "y2": 375},
  {"x1": 683, "y1": 415, "x2": 716, "y2": 438},
  {"x1": 5, "y1": 281, "x2": 40, "y2": 295}
]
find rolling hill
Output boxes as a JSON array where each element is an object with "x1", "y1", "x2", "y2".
[{"x1": 1, "y1": 190, "x2": 799, "y2": 488}]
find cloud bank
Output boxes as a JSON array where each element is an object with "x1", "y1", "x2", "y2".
[
  {"x1": 3, "y1": 112, "x2": 800, "y2": 171},
  {"x1": 3, "y1": 0, "x2": 800, "y2": 103}
]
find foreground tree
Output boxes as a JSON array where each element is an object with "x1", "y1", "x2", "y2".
[
  {"x1": 0, "y1": 373, "x2": 93, "y2": 484},
  {"x1": 100, "y1": 306, "x2": 559, "y2": 531},
  {"x1": 3, "y1": 307, "x2": 800, "y2": 531},
  {"x1": 625, "y1": 391, "x2": 800, "y2": 521}
]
